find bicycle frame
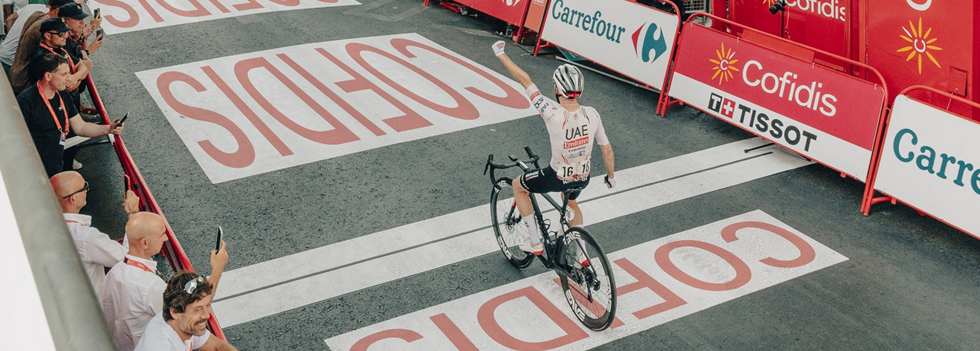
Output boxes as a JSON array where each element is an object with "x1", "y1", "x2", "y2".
[{"x1": 485, "y1": 147, "x2": 580, "y2": 273}]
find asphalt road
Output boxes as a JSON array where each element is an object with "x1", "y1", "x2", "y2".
[{"x1": 74, "y1": 0, "x2": 980, "y2": 350}]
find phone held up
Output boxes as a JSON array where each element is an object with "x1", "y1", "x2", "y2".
[{"x1": 215, "y1": 226, "x2": 224, "y2": 252}]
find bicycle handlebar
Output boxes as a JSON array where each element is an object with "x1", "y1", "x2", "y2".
[{"x1": 484, "y1": 146, "x2": 542, "y2": 185}]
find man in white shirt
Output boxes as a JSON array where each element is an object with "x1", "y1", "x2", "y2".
[
  {"x1": 135, "y1": 271, "x2": 237, "y2": 351},
  {"x1": 50, "y1": 170, "x2": 139, "y2": 299},
  {"x1": 102, "y1": 212, "x2": 229, "y2": 351}
]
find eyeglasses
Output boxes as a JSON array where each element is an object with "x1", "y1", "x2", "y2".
[
  {"x1": 61, "y1": 181, "x2": 89, "y2": 199},
  {"x1": 184, "y1": 276, "x2": 206, "y2": 295}
]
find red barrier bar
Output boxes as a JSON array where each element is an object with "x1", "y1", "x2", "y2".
[
  {"x1": 663, "y1": 13, "x2": 889, "y2": 203},
  {"x1": 83, "y1": 76, "x2": 227, "y2": 341},
  {"x1": 861, "y1": 85, "x2": 980, "y2": 239}
]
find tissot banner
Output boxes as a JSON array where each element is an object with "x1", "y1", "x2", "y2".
[
  {"x1": 540, "y1": 0, "x2": 679, "y2": 89},
  {"x1": 873, "y1": 95, "x2": 980, "y2": 235},
  {"x1": 669, "y1": 23, "x2": 885, "y2": 181}
]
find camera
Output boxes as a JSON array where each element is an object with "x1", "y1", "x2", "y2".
[{"x1": 769, "y1": 0, "x2": 787, "y2": 14}]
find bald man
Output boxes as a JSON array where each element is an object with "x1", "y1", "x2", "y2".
[
  {"x1": 101, "y1": 212, "x2": 229, "y2": 351},
  {"x1": 51, "y1": 170, "x2": 138, "y2": 300}
]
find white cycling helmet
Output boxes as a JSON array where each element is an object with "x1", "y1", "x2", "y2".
[{"x1": 553, "y1": 64, "x2": 584, "y2": 99}]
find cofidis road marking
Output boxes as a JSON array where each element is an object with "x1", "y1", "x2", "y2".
[
  {"x1": 92, "y1": 0, "x2": 360, "y2": 34},
  {"x1": 137, "y1": 33, "x2": 534, "y2": 183},
  {"x1": 211, "y1": 138, "x2": 813, "y2": 327},
  {"x1": 324, "y1": 210, "x2": 847, "y2": 350}
]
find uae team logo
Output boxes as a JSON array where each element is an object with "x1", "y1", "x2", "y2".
[
  {"x1": 897, "y1": 17, "x2": 942, "y2": 74},
  {"x1": 631, "y1": 23, "x2": 667, "y2": 63},
  {"x1": 709, "y1": 42, "x2": 739, "y2": 85}
]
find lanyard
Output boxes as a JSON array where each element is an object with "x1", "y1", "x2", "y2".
[
  {"x1": 124, "y1": 257, "x2": 153, "y2": 273},
  {"x1": 37, "y1": 83, "x2": 69, "y2": 135},
  {"x1": 38, "y1": 43, "x2": 76, "y2": 72}
]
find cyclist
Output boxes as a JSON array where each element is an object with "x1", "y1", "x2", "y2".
[{"x1": 491, "y1": 40, "x2": 616, "y2": 255}]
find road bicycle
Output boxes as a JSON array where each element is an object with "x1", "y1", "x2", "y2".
[{"x1": 484, "y1": 147, "x2": 617, "y2": 331}]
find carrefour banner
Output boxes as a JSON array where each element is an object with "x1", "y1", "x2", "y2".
[
  {"x1": 540, "y1": 0, "x2": 679, "y2": 89},
  {"x1": 874, "y1": 95, "x2": 980, "y2": 235},
  {"x1": 454, "y1": 0, "x2": 528, "y2": 26},
  {"x1": 669, "y1": 23, "x2": 885, "y2": 181}
]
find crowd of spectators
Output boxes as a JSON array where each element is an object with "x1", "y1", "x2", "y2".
[{"x1": 4, "y1": 2, "x2": 238, "y2": 350}]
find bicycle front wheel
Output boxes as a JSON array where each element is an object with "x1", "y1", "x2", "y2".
[
  {"x1": 490, "y1": 179, "x2": 534, "y2": 268},
  {"x1": 559, "y1": 227, "x2": 617, "y2": 331}
]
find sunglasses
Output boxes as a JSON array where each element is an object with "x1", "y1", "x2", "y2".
[
  {"x1": 61, "y1": 181, "x2": 89, "y2": 199},
  {"x1": 184, "y1": 276, "x2": 206, "y2": 295},
  {"x1": 46, "y1": 31, "x2": 68, "y2": 37}
]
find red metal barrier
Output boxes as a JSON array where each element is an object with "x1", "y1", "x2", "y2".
[
  {"x1": 83, "y1": 76, "x2": 227, "y2": 341},
  {"x1": 664, "y1": 13, "x2": 888, "y2": 184},
  {"x1": 861, "y1": 86, "x2": 980, "y2": 238}
]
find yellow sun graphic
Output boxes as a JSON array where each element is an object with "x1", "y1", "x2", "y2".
[
  {"x1": 762, "y1": 0, "x2": 777, "y2": 6},
  {"x1": 709, "y1": 43, "x2": 739, "y2": 85},
  {"x1": 897, "y1": 17, "x2": 942, "y2": 74}
]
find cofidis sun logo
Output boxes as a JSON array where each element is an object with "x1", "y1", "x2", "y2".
[
  {"x1": 502, "y1": 0, "x2": 522, "y2": 6},
  {"x1": 709, "y1": 42, "x2": 739, "y2": 85},
  {"x1": 897, "y1": 17, "x2": 942, "y2": 74},
  {"x1": 631, "y1": 22, "x2": 667, "y2": 63}
]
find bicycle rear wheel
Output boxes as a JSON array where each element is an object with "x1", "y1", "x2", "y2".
[
  {"x1": 490, "y1": 179, "x2": 534, "y2": 268},
  {"x1": 559, "y1": 227, "x2": 616, "y2": 331}
]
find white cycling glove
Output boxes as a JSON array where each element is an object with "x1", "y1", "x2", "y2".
[
  {"x1": 604, "y1": 175, "x2": 616, "y2": 189},
  {"x1": 492, "y1": 40, "x2": 506, "y2": 57}
]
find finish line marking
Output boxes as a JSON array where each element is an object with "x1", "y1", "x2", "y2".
[{"x1": 212, "y1": 138, "x2": 813, "y2": 327}]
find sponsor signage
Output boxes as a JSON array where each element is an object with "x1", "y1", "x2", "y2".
[
  {"x1": 873, "y1": 95, "x2": 980, "y2": 235},
  {"x1": 453, "y1": 0, "x2": 528, "y2": 26},
  {"x1": 540, "y1": 0, "x2": 679, "y2": 90},
  {"x1": 324, "y1": 210, "x2": 847, "y2": 350},
  {"x1": 136, "y1": 33, "x2": 533, "y2": 183},
  {"x1": 669, "y1": 23, "x2": 885, "y2": 181},
  {"x1": 91, "y1": 0, "x2": 359, "y2": 34}
]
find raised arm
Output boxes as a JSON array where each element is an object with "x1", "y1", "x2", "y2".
[{"x1": 492, "y1": 41, "x2": 533, "y2": 89}]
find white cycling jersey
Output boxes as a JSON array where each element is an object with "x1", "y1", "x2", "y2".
[{"x1": 526, "y1": 84, "x2": 609, "y2": 182}]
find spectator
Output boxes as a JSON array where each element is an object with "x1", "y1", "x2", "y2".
[
  {"x1": 17, "y1": 53, "x2": 122, "y2": 177},
  {"x1": 101, "y1": 212, "x2": 169, "y2": 351},
  {"x1": 33, "y1": 16, "x2": 91, "y2": 95},
  {"x1": 50, "y1": 170, "x2": 140, "y2": 300},
  {"x1": 102, "y1": 212, "x2": 229, "y2": 351},
  {"x1": 134, "y1": 271, "x2": 238, "y2": 351},
  {"x1": 7, "y1": 0, "x2": 82, "y2": 93},
  {"x1": 0, "y1": 0, "x2": 69, "y2": 75}
]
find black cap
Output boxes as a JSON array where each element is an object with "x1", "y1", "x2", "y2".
[
  {"x1": 58, "y1": 3, "x2": 89, "y2": 20},
  {"x1": 39, "y1": 17, "x2": 71, "y2": 34}
]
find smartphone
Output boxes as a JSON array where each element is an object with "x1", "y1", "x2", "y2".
[
  {"x1": 123, "y1": 174, "x2": 130, "y2": 193},
  {"x1": 118, "y1": 112, "x2": 128, "y2": 125},
  {"x1": 95, "y1": 28, "x2": 104, "y2": 40},
  {"x1": 215, "y1": 226, "x2": 224, "y2": 252},
  {"x1": 93, "y1": 8, "x2": 101, "y2": 19}
]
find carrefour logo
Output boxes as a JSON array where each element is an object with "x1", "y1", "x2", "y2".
[
  {"x1": 709, "y1": 43, "x2": 739, "y2": 85},
  {"x1": 631, "y1": 23, "x2": 667, "y2": 63},
  {"x1": 897, "y1": 17, "x2": 942, "y2": 74}
]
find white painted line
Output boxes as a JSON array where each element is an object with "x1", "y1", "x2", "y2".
[
  {"x1": 324, "y1": 210, "x2": 849, "y2": 350},
  {"x1": 0, "y1": 169, "x2": 57, "y2": 349},
  {"x1": 212, "y1": 138, "x2": 813, "y2": 327}
]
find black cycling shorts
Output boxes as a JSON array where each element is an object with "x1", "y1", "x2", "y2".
[{"x1": 519, "y1": 166, "x2": 590, "y2": 200}]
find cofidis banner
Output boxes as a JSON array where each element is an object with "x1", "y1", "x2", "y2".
[
  {"x1": 873, "y1": 95, "x2": 980, "y2": 235},
  {"x1": 539, "y1": 0, "x2": 678, "y2": 90},
  {"x1": 669, "y1": 23, "x2": 885, "y2": 181}
]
